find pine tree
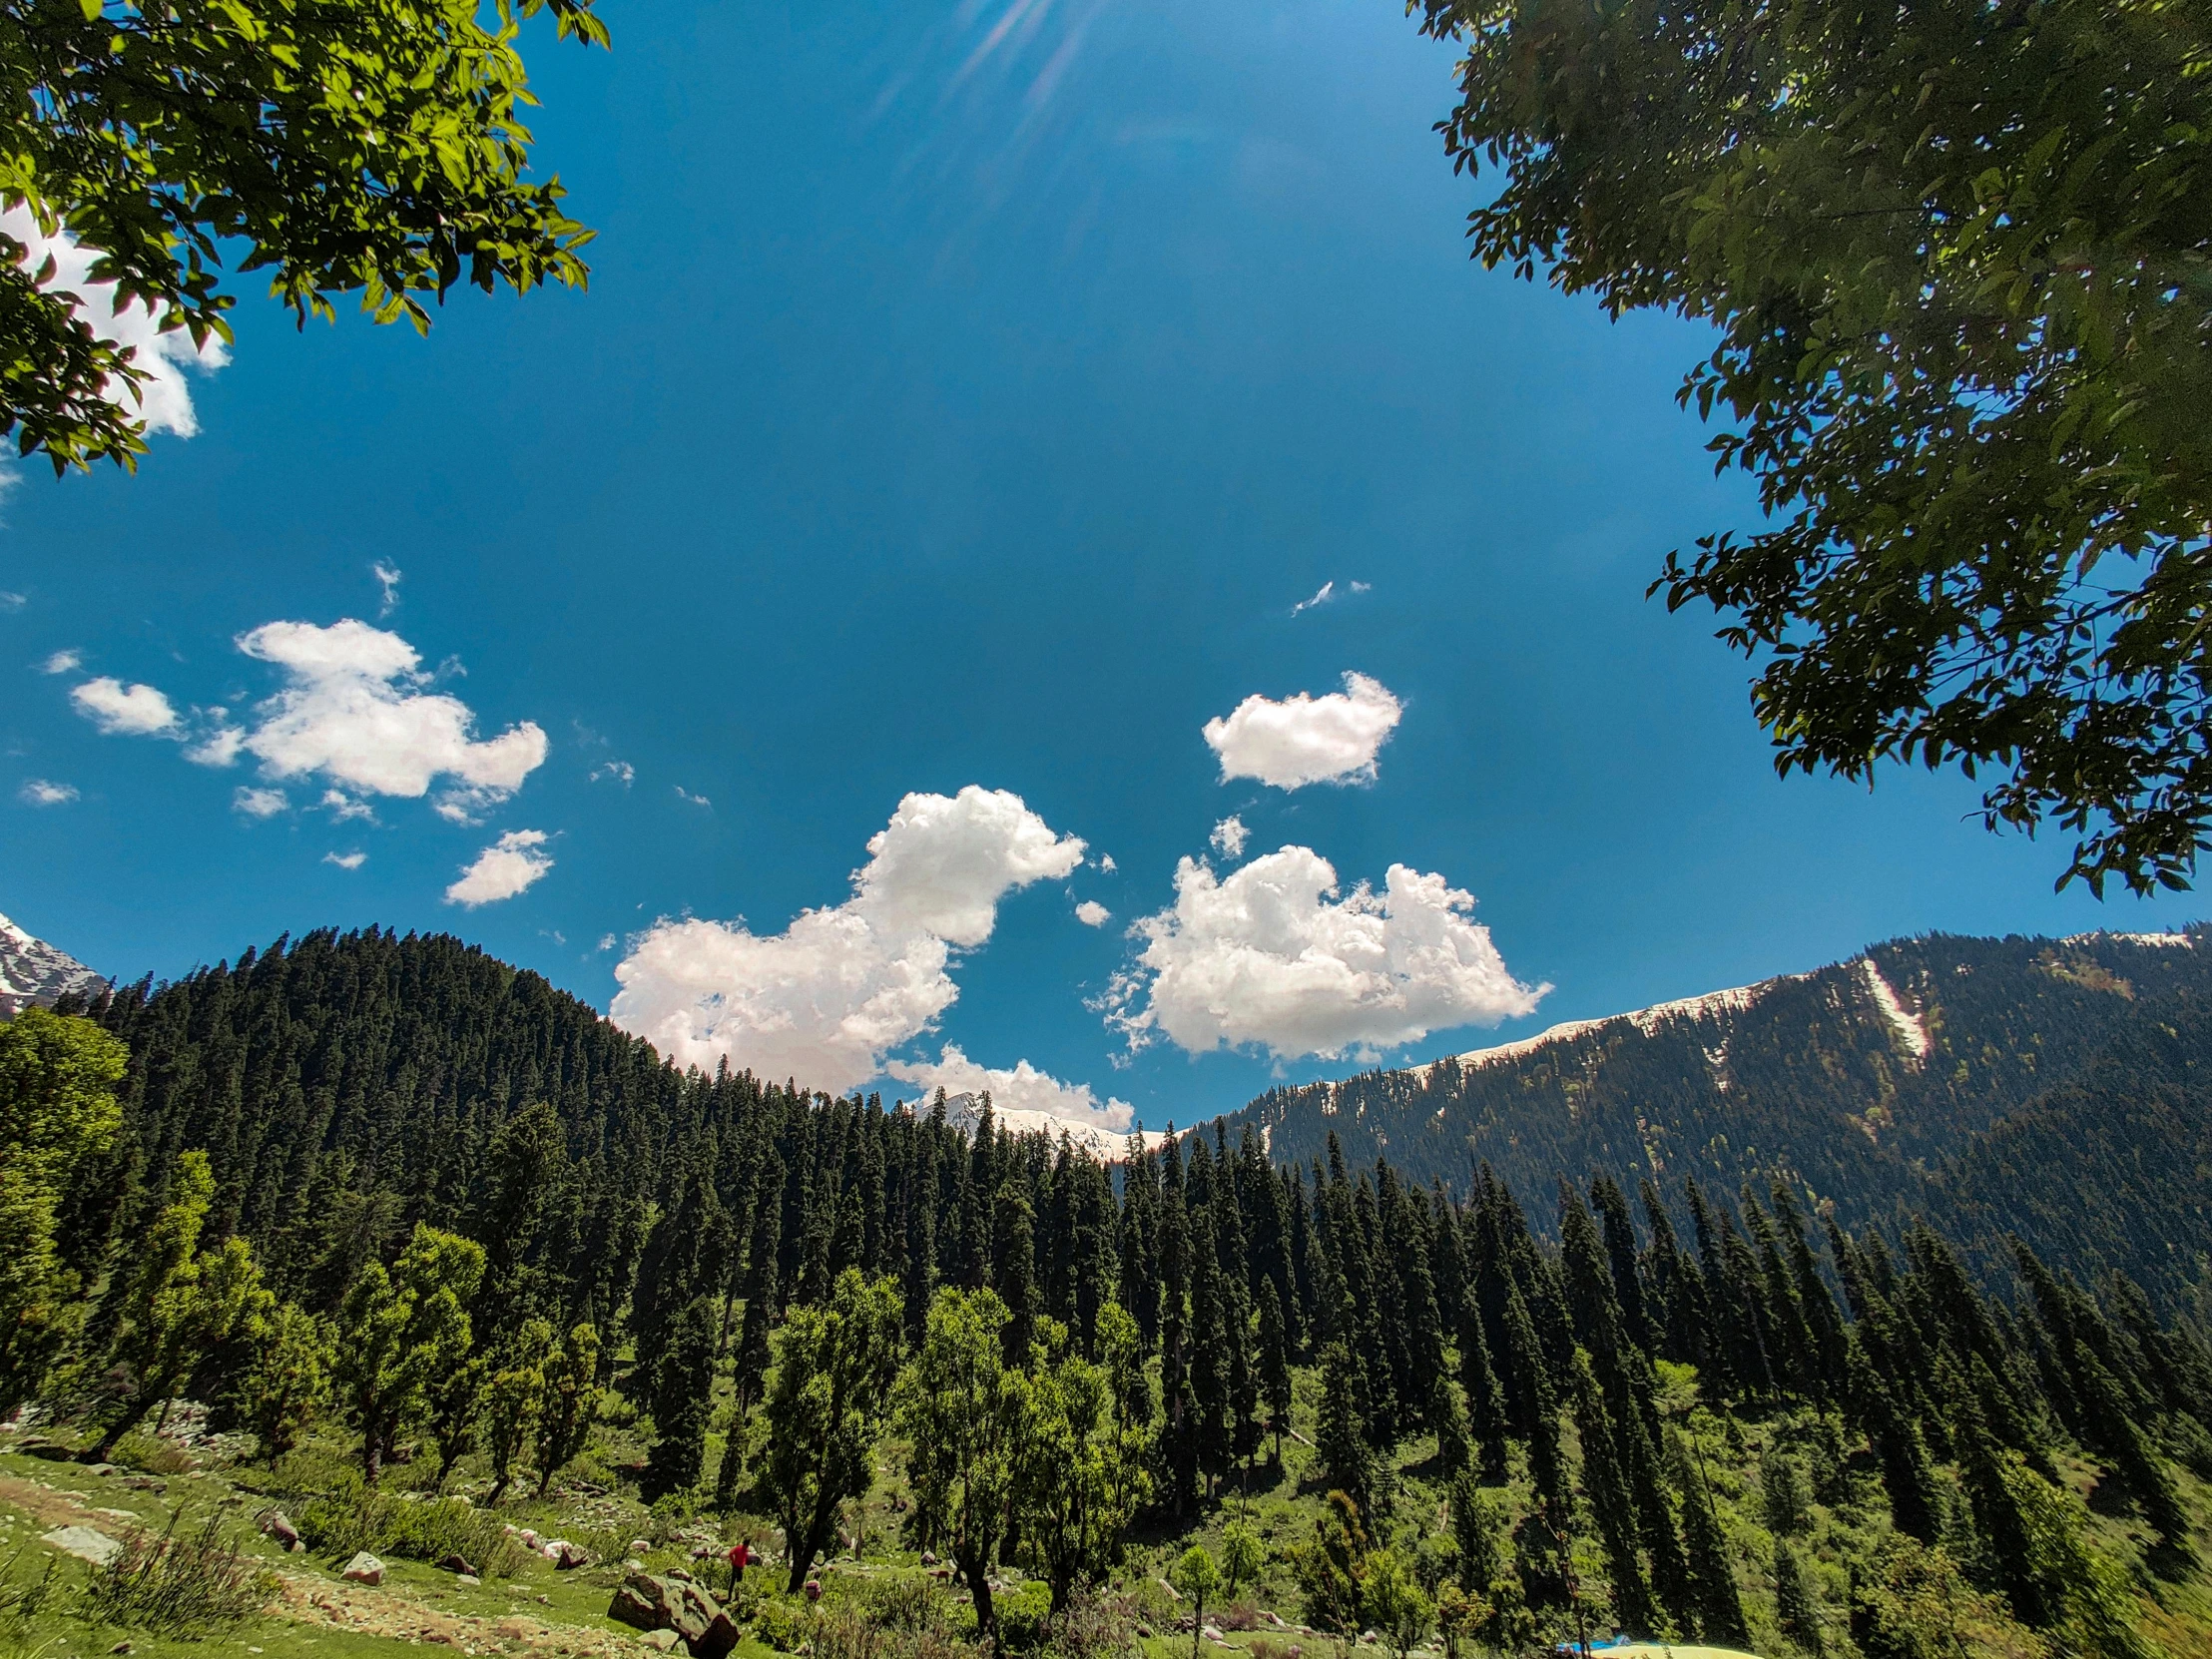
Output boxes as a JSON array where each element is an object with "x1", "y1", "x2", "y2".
[
  {"x1": 1571, "y1": 1350, "x2": 1657, "y2": 1636},
  {"x1": 1317, "y1": 1338, "x2": 1372, "y2": 1512},
  {"x1": 1773, "y1": 1540, "x2": 1824, "y2": 1656},
  {"x1": 643, "y1": 1295, "x2": 719, "y2": 1500},
  {"x1": 1675, "y1": 1428, "x2": 1748, "y2": 1645},
  {"x1": 1258, "y1": 1286, "x2": 1293, "y2": 1466},
  {"x1": 994, "y1": 1180, "x2": 1039, "y2": 1366}
]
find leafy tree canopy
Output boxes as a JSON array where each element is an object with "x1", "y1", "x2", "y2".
[
  {"x1": 1411, "y1": 0, "x2": 2212, "y2": 893},
  {"x1": 0, "y1": 0, "x2": 607, "y2": 473}
]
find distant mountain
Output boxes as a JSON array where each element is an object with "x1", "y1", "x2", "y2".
[
  {"x1": 932, "y1": 1090, "x2": 1133, "y2": 1161},
  {"x1": 1230, "y1": 928, "x2": 2212, "y2": 1302},
  {"x1": 0, "y1": 910, "x2": 107, "y2": 1018}
]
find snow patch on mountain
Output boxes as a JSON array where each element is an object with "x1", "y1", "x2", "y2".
[
  {"x1": 1859, "y1": 956, "x2": 1930, "y2": 1062},
  {"x1": 0, "y1": 911, "x2": 107, "y2": 1018}
]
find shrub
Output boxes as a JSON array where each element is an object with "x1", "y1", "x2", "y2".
[
  {"x1": 77, "y1": 1513, "x2": 277, "y2": 1637},
  {"x1": 246, "y1": 1444, "x2": 360, "y2": 1501},
  {"x1": 109, "y1": 1432, "x2": 195, "y2": 1476},
  {"x1": 863, "y1": 1574, "x2": 953, "y2": 1636},
  {"x1": 1040, "y1": 1587, "x2": 1140, "y2": 1659},
  {"x1": 297, "y1": 1487, "x2": 526, "y2": 1577},
  {"x1": 750, "y1": 1592, "x2": 815, "y2": 1653},
  {"x1": 995, "y1": 1581, "x2": 1055, "y2": 1654}
]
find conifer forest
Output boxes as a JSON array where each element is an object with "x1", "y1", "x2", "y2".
[{"x1": 3, "y1": 927, "x2": 2211, "y2": 1659}]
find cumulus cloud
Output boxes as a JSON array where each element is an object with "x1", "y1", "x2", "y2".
[
  {"x1": 187, "y1": 726, "x2": 246, "y2": 767},
  {"x1": 19, "y1": 779, "x2": 77, "y2": 807},
  {"x1": 1098, "y1": 844, "x2": 1544, "y2": 1061},
  {"x1": 445, "y1": 829, "x2": 554, "y2": 907},
  {"x1": 373, "y1": 562, "x2": 402, "y2": 617},
  {"x1": 1210, "y1": 815, "x2": 1250, "y2": 859},
  {"x1": 72, "y1": 676, "x2": 180, "y2": 736},
  {"x1": 1099, "y1": 853, "x2": 1117, "y2": 873},
  {"x1": 611, "y1": 786, "x2": 1086, "y2": 1095},
  {"x1": 228, "y1": 620, "x2": 547, "y2": 818},
  {"x1": 1203, "y1": 672, "x2": 1402, "y2": 790},
  {"x1": 233, "y1": 786, "x2": 287, "y2": 818},
  {"x1": 2, "y1": 206, "x2": 229, "y2": 438},
  {"x1": 592, "y1": 760, "x2": 635, "y2": 787},
  {"x1": 320, "y1": 789, "x2": 376, "y2": 823},
  {"x1": 39, "y1": 650, "x2": 80, "y2": 675},
  {"x1": 1075, "y1": 898, "x2": 1111, "y2": 927},
  {"x1": 886, "y1": 1044, "x2": 1133, "y2": 1142},
  {"x1": 323, "y1": 849, "x2": 366, "y2": 870}
]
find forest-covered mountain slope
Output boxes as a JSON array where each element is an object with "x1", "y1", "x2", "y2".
[
  {"x1": 43, "y1": 921, "x2": 2212, "y2": 1309},
  {"x1": 1233, "y1": 930, "x2": 2212, "y2": 1305}
]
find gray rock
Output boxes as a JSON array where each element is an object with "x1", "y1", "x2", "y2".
[
  {"x1": 549, "y1": 1539, "x2": 591, "y2": 1570},
  {"x1": 639, "y1": 1633, "x2": 681, "y2": 1653},
  {"x1": 260, "y1": 1511, "x2": 300, "y2": 1550},
  {"x1": 608, "y1": 1572, "x2": 739, "y2": 1659},
  {"x1": 341, "y1": 1551, "x2": 384, "y2": 1586},
  {"x1": 42, "y1": 1525, "x2": 121, "y2": 1566},
  {"x1": 457, "y1": 1575, "x2": 481, "y2": 1587}
]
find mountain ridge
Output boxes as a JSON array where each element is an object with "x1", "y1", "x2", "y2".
[
  {"x1": 0, "y1": 909, "x2": 107, "y2": 1019},
  {"x1": 1231, "y1": 925, "x2": 2212, "y2": 1302}
]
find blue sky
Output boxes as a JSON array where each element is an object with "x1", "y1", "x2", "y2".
[{"x1": 1, "y1": 0, "x2": 2195, "y2": 1135}]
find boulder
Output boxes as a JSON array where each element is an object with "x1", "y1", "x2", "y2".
[
  {"x1": 41, "y1": 1526, "x2": 121, "y2": 1567},
  {"x1": 639, "y1": 1634, "x2": 681, "y2": 1653},
  {"x1": 918, "y1": 1551, "x2": 936, "y2": 1567},
  {"x1": 1202, "y1": 1626, "x2": 1226, "y2": 1643},
  {"x1": 517, "y1": 1529, "x2": 543, "y2": 1549},
  {"x1": 545, "y1": 1539, "x2": 590, "y2": 1570},
  {"x1": 1157, "y1": 1578, "x2": 1181, "y2": 1601},
  {"x1": 457, "y1": 1575, "x2": 481, "y2": 1588},
  {"x1": 435, "y1": 1554, "x2": 477, "y2": 1577},
  {"x1": 630, "y1": 1539, "x2": 654, "y2": 1556},
  {"x1": 341, "y1": 1551, "x2": 384, "y2": 1586},
  {"x1": 608, "y1": 1572, "x2": 739, "y2": 1659},
  {"x1": 259, "y1": 1511, "x2": 300, "y2": 1551}
]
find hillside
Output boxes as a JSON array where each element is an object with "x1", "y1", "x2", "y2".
[
  {"x1": 9, "y1": 923, "x2": 2212, "y2": 1659},
  {"x1": 1233, "y1": 929, "x2": 2212, "y2": 1304}
]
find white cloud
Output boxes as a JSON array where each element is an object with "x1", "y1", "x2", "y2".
[
  {"x1": 0, "y1": 592, "x2": 23, "y2": 612},
  {"x1": 320, "y1": 789, "x2": 376, "y2": 823},
  {"x1": 611, "y1": 786, "x2": 1085, "y2": 1095},
  {"x1": 19, "y1": 779, "x2": 77, "y2": 807},
  {"x1": 71, "y1": 675, "x2": 180, "y2": 736},
  {"x1": 597, "y1": 933, "x2": 617, "y2": 952},
  {"x1": 372, "y1": 562, "x2": 402, "y2": 617},
  {"x1": 1203, "y1": 671, "x2": 1402, "y2": 790},
  {"x1": 1075, "y1": 898, "x2": 1111, "y2": 927},
  {"x1": 1210, "y1": 815, "x2": 1250, "y2": 859},
  {"x1": 38, "y1": 650, "x2": 80, "y2": 676},
  {"x1": 674, "y1": 785, "x2": 711, "y2": 809},
  {"x1": 445, "y1": 829, "x2": 554, "y2": 907},
  {"x1": 1098, "y1": 853, "x2": 1117, "y2": 873},
  {"x1": 886, "y1": 1044, "x2": 1133, "y2": 1145},
  {"x1": 1351, "y1": 581, "x2": 1372, "y2": 594},
  {"x1": 1291, "y1": 580, "x2": 1335, "y2": 616},
  {"x1": 1099, "y1": 844, "x2": 1545, "y2": 1062},
  {"x1": 1, "y1": 206, "x2": 229, "y2": 438},
  {"x1": 592, "y1": 760, "x2": 635, "y2": 786},
  {"x1": 233, "y1": 620, "x2": 547, "y2": 815},
  {"x1": 323, "y1": 849, "x2": 366, "y2": 870},
  {"x1": 187, "y1": 726, "x2": 246, "y2": 767},
  {"x1": 233, "y1": 786, "x2": 288, "y2": 818}
]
